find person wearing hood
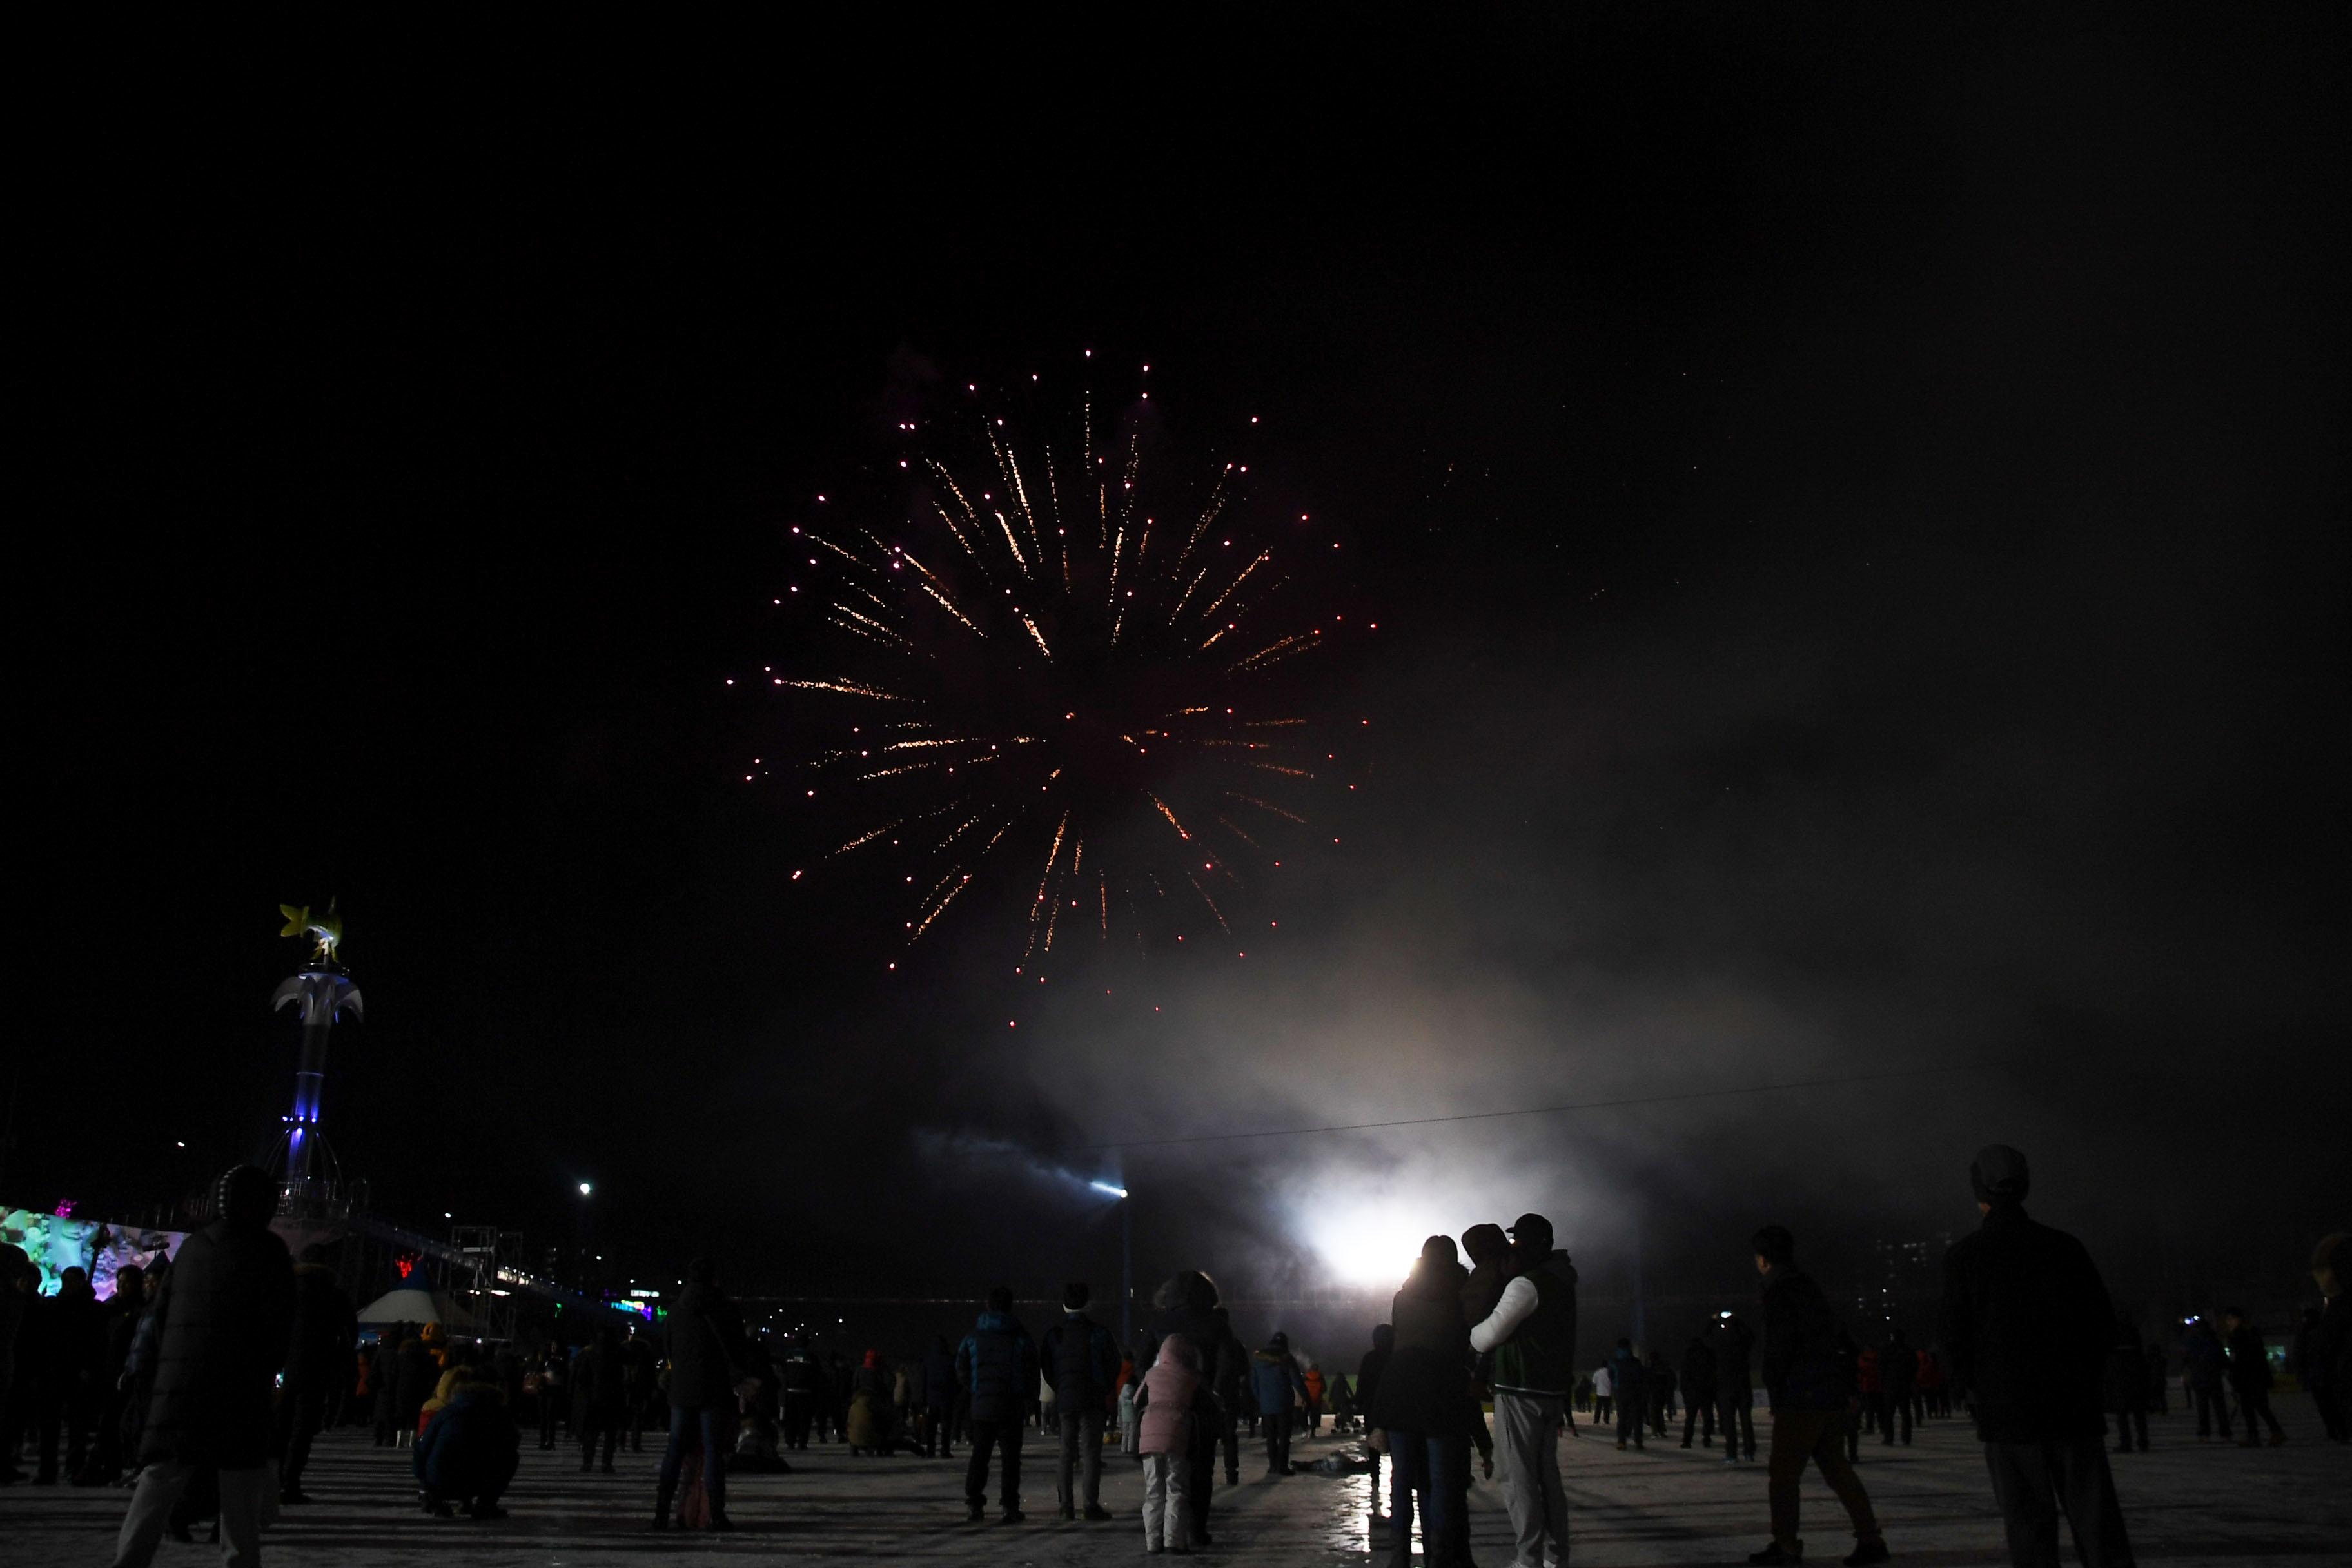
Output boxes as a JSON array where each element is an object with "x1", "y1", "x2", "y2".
[
  {"x1": 1040, "y1": 1281, "x2": 1119, "y2": 1520},
  {"x1": 1466, "y1": 1213, "x2": 1577, "y2": 1568},
  {"x1": 1134, "y1": 1332, "x2": 1202, "y2": 1554},
  {"x1": 957, "y1": 1284, "x2": 1038, "y2": 1524},
  {"x1": 1939, "y1": 1144, "x2": 2132, "y2": 1568},
  {"x1": 1369, "y1": 1235, "x2": 1472, "y2": 1568},
  {"x1": 1137, "y1": 1271, "x2": 1240, "y2": 1545},
  {"x1": 275, "y1": 1244, "x2": 355, "y2": 1504},
  {"x1": 1749, "y1": 1224, "x2": 1886, "y2": 1568},
  {"x1": 654, "y1": 1256, "x2": 751, "y2": 1532},
  {"x1": 848, "y1": 1349, "x2": 894, "y2": 1454},
  {"x1": 1251, "y1": 1330, "x2": 1309, "y2": 1475},
  {"x1": 109, "y1": 1166, "x2": 297, "y2": 1568},
  {"x1": 413, "y1": 1351, "x2": 520, "y2": 1520}
]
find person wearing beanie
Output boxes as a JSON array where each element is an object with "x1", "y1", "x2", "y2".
[
  {"x1": 1039, "y1": 1280, "x2": 1119, "y2": 1521},
  {"x1": 1747, "y1": 1224, "x2": 1885, "y2": 1567},
  {"x1": 109, "y1": 1165, "x2": 297, "y2": 1568},
  {"x1": 1939, "y1": 1144, "x2": 2134, "y2": 1568}
]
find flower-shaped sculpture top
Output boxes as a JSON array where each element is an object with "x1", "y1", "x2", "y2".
[{"x1": 278, "y1": 899, "x2": 344, "y2": 966}]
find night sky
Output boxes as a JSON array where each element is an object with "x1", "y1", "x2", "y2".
[{"x1": 24, "y1": 12, "x2": 2349, "y2": 1324}]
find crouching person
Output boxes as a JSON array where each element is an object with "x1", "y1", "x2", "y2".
[{"x1": 414, "y1": 1362, "x2": 520, "y2": 1520}]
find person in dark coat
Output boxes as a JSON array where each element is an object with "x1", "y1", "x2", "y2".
[
  {"x1": 1714, "y1": 1309, "x2": 1758, "y2": 1463},
  {"x1": 2102, "y1": 1315, "x2": 2148, "y2": 1454},
  {"x1": 393, "y1": 1327, "x2": 435, "y2": 1448},
  {"x1": 654, "y1": 1257, "x2": 749, "y2": 1531},
  {"x1": 0, "y1": 1240, "x2": 35, "y2": 1485},
  {"x1": 1211, "y1": 1307, "x2": 1248, "y2": 1486},
  {"x1": 1939, "y1": 1144, "x2": 2132, "y2": 1568},
  {"x1": 1134, "y1": 1270, "x2": 1241, "y2": 1544},
  {"x1": 34, "y1": 1265, "x2": 105, "y2": 1485},
  {"x1": 921, "y1": 1335, "x2": 957, "y2": 1457},
  {"x1": 275, "y1": 1244, "x2": 355, "y2": 1504},
  {"x1": 1878, "y1": 1328, "x2": 1917, "y2": 1446},
  {"x1": 109, "y1": 1166, "x2": 297, "y2": 1568},
  {"x1": 2308, "y1": 1233, "x2": 2351, "y2": 1442},
  {"x1": 2180, "y1": 1317, "x2": 2230, "y2": 1439},
  {"x1": 2219, "y1": 1308, "x2": 2286, "y2": 1446},
  {"x1": 622, "y1": 1324, "x2": 658, "y2": 1452},
  {"x1": 413, "y1": 1356, "x2": 520, "y2": 1518},
  {"x1": 1039, "y1": 1281, "x2": 1118, "y2": 1520},
  {"x1": 1609, "y1": 1338, "x2": 1645, "y2": 1449},
  {"x1": 956, "y1": 1284, "x2": 1037, "y2": 1523},
  {"x1": 1681, "y1": 1335, "x2": 1720, "y2": 1447},
  {"x1": 1368, "y1": 1235, "x2": 1470, "y2": 1568},
  {"x1": 532, "y1": 1338, "x2": 568, "y2": 1449},
  {"x1": 576, "y1": 1327, "x2": 629, "y2": 1473},
  {"x1": 78, "y1": 1262, "x2": 147, "y2": 1485},
  {"x1": 1358, "y1": 1322, "x2": 1395, "y2": 1520},
  {"x1": 1749, "y1": 1225, "x2": 1884, "y2": 1567}
]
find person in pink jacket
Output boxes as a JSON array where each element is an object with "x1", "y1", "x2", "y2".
[{"x1": 1135, "y1": 1335, "x2": 1202, "y2": 1554}]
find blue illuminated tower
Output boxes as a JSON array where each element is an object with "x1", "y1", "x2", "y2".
[{"x1": 270, "y1": 906, "x2": 362, "y2": 1213}]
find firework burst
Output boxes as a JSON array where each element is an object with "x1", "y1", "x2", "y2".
[{"x1": 749, "y1": 369, "x2": 1356, "y2": 974}]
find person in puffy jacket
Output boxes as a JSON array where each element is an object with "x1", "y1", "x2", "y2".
[
  {"x1": 921, "y1": 1336, "x2": 957, "y2": 1458},
  {"x1": 1040, "y1": 1282, "x2": 1118, "y2": 1520},
  {"x1": 847, "y1": 1350, "x2": 894, "y2": 1453},
  {"x1": 1609, "y1": 1340, "x2": 1645, "y2": 1449},
  {"x1": 1135, "y1": 1333, "x2": 1201, "y2": 1553},
  {"x1": 1750, "y1": 1224, "x2": 1884, "y2": 1568},
  {"x1": 108, "y1": 1166, "x2": 296, "y2": 1568},
  {"x1": 1136, "y1": 1271, "x2": 1241, "y2": 1545},
  {"x1": 957, "y1": 1285, "x2": 1037, "y2": 1523},
  {"x1": 1251, "y1": 1332, "x2": 1309, "y2": 1475},
  {"x1": 575, "y1": 1327, "x2": 630, "y2": 1473},
  {"x1": 413, "y1": 1359, "x2": 520, "y2": 1519}
]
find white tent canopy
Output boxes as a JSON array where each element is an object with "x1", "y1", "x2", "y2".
[{"x1": 355, "y1": 1286, "x2": 481, "y2": 1331}]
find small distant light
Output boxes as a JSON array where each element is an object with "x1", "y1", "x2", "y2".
[{"x1": 578, "y1": 1183, "x2": 593, "y2": 1197}]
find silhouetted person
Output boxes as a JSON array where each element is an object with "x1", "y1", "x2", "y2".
[
  {"x1": 1212, "y1": 1307, "x2": 1248, "y2": 1486},
  {"x1": 275, "y1": 1244, "x2": 354, "y2": 1504},
  {"x1": 1367, "y1": 1235, "x2": 1470, "y2": 1568},
  {"x1": 957, "y1": 1284, "x2": 1036, "y2": 1524},
  {"x1": 110, "y1": 1166, "x2": 297, "y2": 1568},
  {"x1": 1609, "y1": 1338, "x2": 1644, "y2": 1449},
  {"x1": 34, "y1": 1265, "x2": 104, "y2": 1484},
  {"x1": 781, "y1": 1336, "x2": 822, "y2": 1451},
  {"x1": 654, "y1": 1256, "x2": 749, "y2": 1531},
  {"x1": 1467, "y1": 1212, "x2": 1578, "y2": 1568},
  {"x1": 576, "y1": 1327, "x2": 628, "y2": 1472},
  {"x1": 80, "y1": 1262, "x2": 147, "y2": 1485},
  {"x1": 1681, "y1": 1334, "x2": 1719, "y2": 1447},
  {"x1": 2103, "y1": 1315, "x2": 2148, "y2": 1454},
  {"x1": 1749, "y1": 1224, "x2": 1885, "y2": 1567},
  {"x1": 921, "y1": 1335, "x2": 957, "y2": 1456},
  {"x1": 1041, "y1": 1281, "x2": 1117, "y2": 1520},
  {"x1": 2220, "y1": 1308, "x2": 2286, "y2": 1447},
  {"x1": 1939, "y1": 1144, "x2": 2133, "y2": 1568},
  {"x1": 1358, "y1": 1323, "x2": 1395, "y2": 1520},
  {"x1": 1879, "y1": 1329, "x2": 1916, "y2": 1446},
  {"x1": 1714, "y1": 1309, "x2": 1758, "y2": 1463},
  {"x1": 2308, "y1": 1233, "x2": 2349, "y2": 1442},
  {"x1": 0, "y1": 1240, "x2": 36, "y2": 1485},
  {"x1": 2181, "y1": 1317, "x2": 2230, "y2": 1440}
]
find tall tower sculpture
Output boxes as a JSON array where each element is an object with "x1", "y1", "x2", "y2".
[{"x1": 271, "y1": 901, "x2": 362, "y2": 1213}]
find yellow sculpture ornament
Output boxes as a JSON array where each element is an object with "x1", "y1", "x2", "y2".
[{"x1": 279, "y1": 899, "x2": 345, "y2": 966}]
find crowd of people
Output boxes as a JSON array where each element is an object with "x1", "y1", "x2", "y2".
[{"x1": 1, "y1": 1150, "x2": 2344, "y2": 1568}]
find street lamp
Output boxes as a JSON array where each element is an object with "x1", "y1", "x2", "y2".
[{"x1": 1091, "y1": 1181, "x2": 1132, "y2": 1343}]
